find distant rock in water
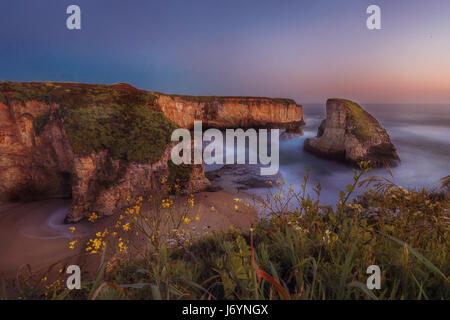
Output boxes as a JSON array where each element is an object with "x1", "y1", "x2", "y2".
[{"x1": 304, "y1": 98, "x2": 400, "y2": 168}]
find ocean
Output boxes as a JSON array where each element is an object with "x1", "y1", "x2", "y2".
[{"x1": 275, "y1": 103, "x2": 450, "y2": 204}]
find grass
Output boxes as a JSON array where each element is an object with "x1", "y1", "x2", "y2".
[
  {"x1": 9, "y1": 162, "x2": 448, "y2": 300},
  {"x1": 0, "y1": 81, "x2": 178, "y2": 163},
  {"x1": 1, "y1": 81, "x2": 297, "y2": 163}
]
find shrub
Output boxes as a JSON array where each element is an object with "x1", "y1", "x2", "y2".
[{"x1": 42, "y1": 163, "x2": 448, "y2": 300}]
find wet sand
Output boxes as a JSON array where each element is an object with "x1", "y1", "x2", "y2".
[
  {"x1": 0, "y1": 191, "x2": 257, "y2": 280},
  {"x1": 0, "y1": 200, "x2": 94, "y2": 279}
]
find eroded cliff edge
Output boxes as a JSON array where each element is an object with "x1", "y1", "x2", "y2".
[
  {"x1": 304, "y1": 98, "x2": 400, "y2": 167},
  {"x1": 156, "y1": 93, "x2": 304, "y2": 129},
  {"x1": 0, "y1": 82, "x2": 304, "y2": 222}
]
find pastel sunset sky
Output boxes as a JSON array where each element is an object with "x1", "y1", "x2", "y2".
[{"x1": 1, "y1": 0, "x2": 449, "y2": 103}]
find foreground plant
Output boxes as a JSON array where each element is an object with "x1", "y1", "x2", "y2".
[{"x1": 10, "y1": 164, "x2": 449, "y2": 300}]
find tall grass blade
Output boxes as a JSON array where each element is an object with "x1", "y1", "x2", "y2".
[
  {"x1": 150, "y1": 284, "x2": 162, "y2": 300},
  {"x1": 338, "y1": 244, "x2": 356, "y2": 299},
  {"x1": 347, "y1": 281, "x2": 378, "y2": 300},
  {"x1": 386, "y1": 234, "x2": 447, "y2": 281}
]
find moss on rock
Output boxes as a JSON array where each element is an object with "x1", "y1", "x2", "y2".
[
  {"x1": 0, "y1": 82, "x2": 179, "y2": 163},
  {"x1": 168, "y1": 160, "x2": 193, "y2": 184},
  {"x1": 32, "y1": 111, "x2": 51, "y2": 135},
  {"x1": 331, "y1": 98, "x2": 375, "y2": 141}
]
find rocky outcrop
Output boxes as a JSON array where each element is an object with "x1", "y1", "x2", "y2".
[
  {"x1": 0, "y1": 101, "x2": 74, "y2": 202},
  {"x1": 155, "y1": 94, "x2": 304, "y2": 130},
  {"x1": 206, "y1": 164, "x2": 283, "y2": 192},
  {"x1": 0, "y1": 81, "x2": 302, "y2": 222},
  {"x1": 304, "y1": 99, "x2": 400, "y2": 167},
  {"x1": 0, "y1": 99, "x2": 210, "y2": 222},
  {"x1": 67, "y1": 144, "x2": 210, "y2": 223}
]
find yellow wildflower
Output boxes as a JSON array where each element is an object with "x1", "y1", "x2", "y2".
[
  {"x1": 118, "y1": 241, "x2": 128, "y2": 252},
  {"x1": 88, "y1": 212, "x2": 98, "y2": 223},
  {"x1": 69, "y1": 240, "x2": 77, "y2": 250},
  {"x1": 162, "y1": 198, "x2": 173, "y2": 208}
]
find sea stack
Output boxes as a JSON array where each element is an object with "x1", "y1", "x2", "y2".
[{"x1": 304, "y1": 98, "x2": 400, "y2": 167}]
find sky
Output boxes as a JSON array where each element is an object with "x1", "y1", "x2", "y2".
[{"x1": 1, "y1": 0, "x2": 450, "y2": 103}]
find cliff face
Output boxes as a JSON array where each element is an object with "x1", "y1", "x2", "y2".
[
  {"x1": 155, "y1": 94, "x2": 304, "y2": 130},
  {"x1": 0, "y1": 100, "x2": 210, "y2": 222},
  {"x1": 304, "y1": 99, "x2": 400, "y2": 167},
  {"x1": 0, "y1": 100, "x2": 74, "y2": 202},
  {"x1": 0, "y1": 82, "x2": 210, "y2": 222},
  {"x1": 0, "y1": 82, "x2": 302, "y2": 222}
]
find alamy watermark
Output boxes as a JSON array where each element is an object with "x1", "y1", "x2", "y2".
[
  {"x1": 171, "y1": 121, "x2": 280, "y2": 176},
  {"x1": 366, "y1": 265, "x2": 381, "y2": 290},
  {"x1": 367, "y1": 5, "x2": 381, "y2": 30},
  {"x1": 66, "y1": 5, "x2": 81, "y2": 30},
  {"x1": 66, "y1": 4, "x2": 382, "y2": 31}
]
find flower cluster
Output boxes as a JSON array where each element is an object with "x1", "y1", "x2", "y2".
[{"x1": 85, "y1": 229, "x2": 107, "y2": 254}]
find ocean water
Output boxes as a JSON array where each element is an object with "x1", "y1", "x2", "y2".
[
  {"x1": 276, "y1": 103, "x2": 450, "y2": 204},
  {"x1": 204, "y1": 103, "x2": 449, "y2": 205},
  {"x1": 1, "y1": 103, "x2": 447, "y2": 247}
]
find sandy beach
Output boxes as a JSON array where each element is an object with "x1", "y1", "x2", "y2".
[{"x1": 0, "y1": 190, "x2": 257, "y2": 282}]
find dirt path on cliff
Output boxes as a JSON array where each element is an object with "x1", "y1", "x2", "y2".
[{"x1": 0, "y1": 191, "x2": 257, "y2": 284}]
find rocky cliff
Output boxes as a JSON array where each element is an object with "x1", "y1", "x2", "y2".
[
  {"x1": 155, "y1": 94, "x2": 304, "y2": 130},
  {"x1": 0, "y1": 81, "x2": 303, "y2": 222},
  {"x1": 304, "y1": 99, "x2": 400, "y2": 167}
]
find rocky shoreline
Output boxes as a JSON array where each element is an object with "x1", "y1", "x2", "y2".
[
  {"x1": 0, "y1": 81, "x2": 303, "y2": 223},
  {"x1": 0, "y1": 81, "x2": 405, "y2": 224}
]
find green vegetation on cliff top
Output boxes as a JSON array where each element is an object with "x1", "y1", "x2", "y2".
[
  {"x1": 0, "y1": 81, "x2": 300, "y2": 162},
  {"x1": 160, "y1": 93, "x2": 297, "y2": 107},
  {"x1": 0, "y1": 81, "x2": 178, "y2": 163},
  {"x1": 329, "y1": 98, "x2": 375, "y2": 141}
]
